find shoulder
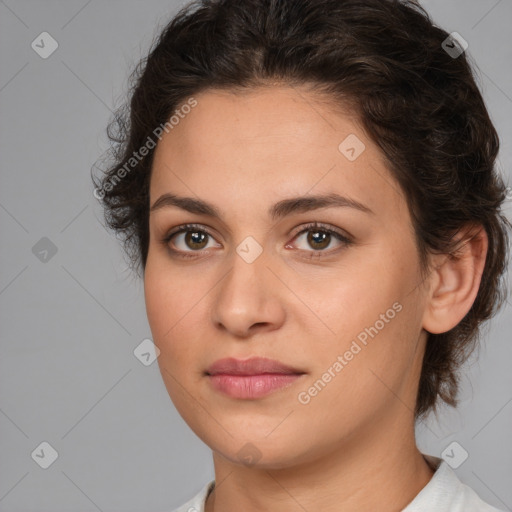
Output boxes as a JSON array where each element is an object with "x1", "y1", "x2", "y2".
[
  {"x1": 447, "y1": 475, "x2": 505, "y2": 512},
  {"x1": 403, "y1": 454, "x2": 505, "y2": 512},
  {"x1": 170, "y1": 480, "x2": 215, "y2": 512}
]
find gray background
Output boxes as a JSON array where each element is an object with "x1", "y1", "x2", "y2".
[{"x1": 0, "y1": 0, "x2": 511, "y2": 510}]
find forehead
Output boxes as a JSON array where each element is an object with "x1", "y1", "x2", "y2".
[
  {"x1": 158, "y1": 85, "x2": 357, "y2": 148},
  {"x1": 149, "y1": 85, "x2": 404, "y2": 220}
]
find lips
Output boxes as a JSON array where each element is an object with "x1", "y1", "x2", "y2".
[
  {"x1": 205, "y1": 357, "x2": 306, "y2": 399},
  {"x1": 206, "y1": 357, "x2": 305, "y2": 376}
]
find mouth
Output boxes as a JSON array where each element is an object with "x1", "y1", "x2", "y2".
[{"x1": 205, "y1": 357, "x2": 306, "y2": 399}]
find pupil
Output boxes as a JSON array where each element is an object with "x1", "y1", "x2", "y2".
[
  {"x1": 186, "y1": 231, "x2": 207, "y2": 249},
  {"x1": 308, "y1": 230, "x2": 329, "y2": 249}
]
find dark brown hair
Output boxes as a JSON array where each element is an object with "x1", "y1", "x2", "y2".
[{"x1": 92, "y1": 0, "x2": 511, "y2": 421}]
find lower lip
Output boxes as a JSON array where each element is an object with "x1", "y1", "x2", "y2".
[{"x1": 207, "y1": 373, "x2": 304, "y2": 399}]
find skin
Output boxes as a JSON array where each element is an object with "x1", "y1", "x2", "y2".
[{"x1": 144, "y1": 85, "x2": 488, "y2": 512}]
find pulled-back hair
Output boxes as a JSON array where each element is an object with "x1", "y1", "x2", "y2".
[{"x1": 92, "y1": 0, "x2": 511, "y2": 421}]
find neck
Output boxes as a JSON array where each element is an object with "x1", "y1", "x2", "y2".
[{"x1": 205, "y1": 414, "x2": 435, "y2": 512}]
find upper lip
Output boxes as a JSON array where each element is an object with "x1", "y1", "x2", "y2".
[{"x1": 206, "y1": 357, "x2": 305, "y2": 376}]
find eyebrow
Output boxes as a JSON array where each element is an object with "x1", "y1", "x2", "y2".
[{"x1": 150, "y1": 192, "x2": 374, "y2": 221}]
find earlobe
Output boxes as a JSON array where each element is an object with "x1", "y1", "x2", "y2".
[{"x1": 422, "y1": 224, "x2": 488, "y2": 335}]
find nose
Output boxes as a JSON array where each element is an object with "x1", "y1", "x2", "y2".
[{"x1": 211, "y1": 246, "x2": 286, "y2": 339}]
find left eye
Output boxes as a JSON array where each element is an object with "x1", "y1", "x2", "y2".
[{"x1": 289, "y1": 224, "x2": 351, "y2": 252}]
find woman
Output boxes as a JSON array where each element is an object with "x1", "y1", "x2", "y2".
[{"x1": 93, "y1": 0, "x2": 510, "y2": 510}]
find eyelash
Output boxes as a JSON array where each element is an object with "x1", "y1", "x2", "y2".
[{"x1": 160, "y1": 222, "x2": 353, "y2": 260}]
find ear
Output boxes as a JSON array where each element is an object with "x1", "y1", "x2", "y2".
[{"x1": 422, "y1": 223, "x2": 488, "y2": 335}]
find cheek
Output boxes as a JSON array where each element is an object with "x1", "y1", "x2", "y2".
[
  {"x1": 295, "y1": 309, "x2": 420, "y2": 441},
  {"x1": 296, "y1": 260, "x2": 404, "y2": 348},
  {"x1": 144, "y1": 261, "x2": 185, "y2": 363},
  {"x1": 144, "y1": 269, "x2": 197, "y2": 408},
  {"x1": 144, "y1": 261, "x2": 210, "y2": 374},
  {"x1": 144, "y1": 257, "x2": 194, "y2": 336},
  {"x1": 144, "y1": 272, "x2": 171, "y2": 340},
  {"x1": 296, "y1": 257, "x2": 423, "y2": 400}
]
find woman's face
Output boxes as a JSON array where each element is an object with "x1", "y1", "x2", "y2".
[{"x1": 144, "y1": 85, "x2": 431, "y2": 468}]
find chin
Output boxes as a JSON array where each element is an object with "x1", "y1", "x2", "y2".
[{"x1": 207, "y1": 433, "x2": 315, "y2": 470}]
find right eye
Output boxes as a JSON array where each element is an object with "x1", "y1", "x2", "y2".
[{"x1": 161, "y1": 223, "x2": 221, "y2": 258}]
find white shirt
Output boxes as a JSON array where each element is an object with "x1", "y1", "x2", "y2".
[{"x1": 171, "y1": 454, "x2": 505, "y2": 511}]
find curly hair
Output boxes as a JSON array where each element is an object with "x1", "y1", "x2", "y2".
[{"x1": 92, "y1": 0, "x2": 511, "y2": 421}]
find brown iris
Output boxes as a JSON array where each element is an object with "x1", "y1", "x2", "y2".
[
  {"x1": 185, "y1": 230, "x2": 209, "y2": 250},
  {"x1": 306, "y1": 230, "x2": 330, "y2": 250}
]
